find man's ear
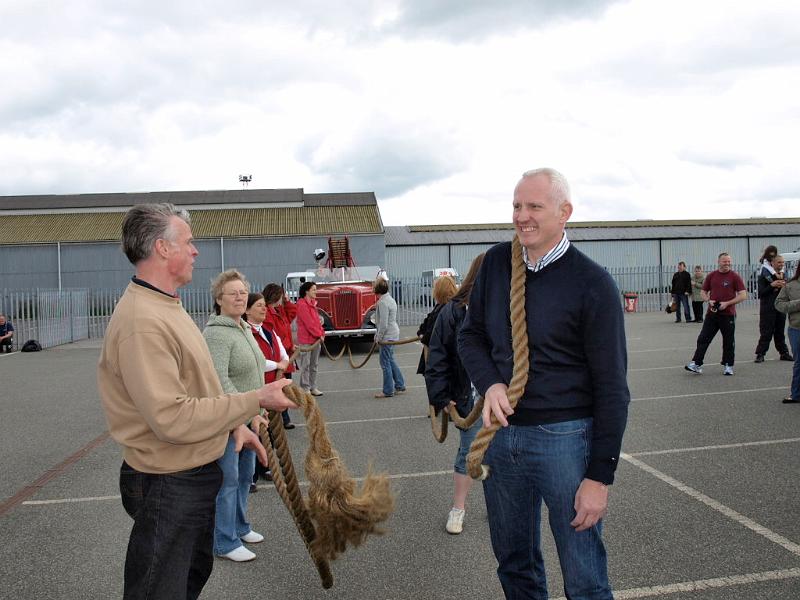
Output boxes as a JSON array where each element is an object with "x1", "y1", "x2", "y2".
[
  {"x1": 154, "y1": 238, "x2": 171, "y2": 259},
  {"x1": 559, "y1": 201, "x2": 573, "y2": 224}
]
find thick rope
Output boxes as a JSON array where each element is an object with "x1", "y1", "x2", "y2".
[
  {"x1": 428, "y1": 397, "x2": 484, "y2": 443},
  {"x1": 257, "y1": 384, "x2": 394, "y2": 588},
  {"x1": 320, "y1": 340, "x2": 348, "y2": 362},
  {"x1": 466, "y1": 235, "x2": 530, "y2": 480}
]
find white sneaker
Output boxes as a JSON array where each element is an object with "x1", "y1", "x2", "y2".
[
  {"x1": 685, "y1": 361, "x2": 703, "y2": 374},
  {"x1": 723, "y1": 364, "x2": 734, "y2": 376},
  {"x1": 240, "y1": 530, "x2": 264, "y2": 544},
  {"x1": 219, "y1": 546, "x2": 256, "y2": 562},
  {"x1": 446, "y1": 508, "x2": 465, "y2": 534},
  {"x1": 310, "y1": 388, "x2": 324, "y2": 396}
]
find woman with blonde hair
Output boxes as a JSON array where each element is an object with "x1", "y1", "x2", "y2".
[
  {"x1": 416, "y1": 275, "x2": 459, "y2": 375},
  {"x1": 203, "y1": 270, "x2": 269, "y2": 562},
  {"x1": 424, "y1": 252, "x2": 485, "y2": 534}
]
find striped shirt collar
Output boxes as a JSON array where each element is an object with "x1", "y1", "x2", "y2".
[{"x1": 521, "y1": 232, "x2": 570, "y2": 273}]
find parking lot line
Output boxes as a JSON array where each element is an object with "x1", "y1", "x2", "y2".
[
  {"x1": 630, "y1": 437, "x2": 800, "y2": 456},
  {"x1": 622, "y1": 453, "x2": 800, "y2": 557},
  {"x1": 553, "y1": 568, "x2": 800, "y2": 600},
  {"x1": 632, "y1": 386, "x2": 786, "y2": 402}
]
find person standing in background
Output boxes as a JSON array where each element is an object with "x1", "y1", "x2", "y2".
[
  {"x1": 373, "y1": 278, "x2": 406, "y2": 398},
  {"x1": 670, "y1": 262, "x2": 692, "y2": 323},
  {"x1": 754, "y1": 254, "x2": 793, "y2": 363},
  {"x1": 296, "y1": 281, "x2": 325, "y2": 397},
  {"x1": 691, "y1": 266, "x2": 705, "y2": 323},
  {"x1": 775, "y1": 267, "x2": 800, "y2": 403}
]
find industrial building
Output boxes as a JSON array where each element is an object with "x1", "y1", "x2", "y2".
[{"x1": 1, "y1": 188, "x2": 799, "y2": 289}]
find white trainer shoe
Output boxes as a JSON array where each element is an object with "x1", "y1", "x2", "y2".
[
  {"x1": 723, "y1": 364, "x2": 734, "y2": 376},
  {"x1": 240, "y1": 530, "x2": 264, "y2": 544},
  {"x1": 219, "y1": 546, "x2": 256, "y2": 562},
  {"x1": 446, "y1": 508, "x2": 465, "y2": 534},
  {"x1": 685, "y1": 361, "x2": 703, "y2": 374}
]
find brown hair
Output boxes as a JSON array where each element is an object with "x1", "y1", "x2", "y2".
[
  {"x1": 452, "y1": 253, "x2": 485, "y2": 308},
  {"x1": 262, "y1": 283, "x2": 284, "y2": 305},
  {"x1": 432, "y1": 275, "x2": 458, "y2": 305},
  {"x1": 373, "y1": 279, "x2": 389, "y2": 295}
]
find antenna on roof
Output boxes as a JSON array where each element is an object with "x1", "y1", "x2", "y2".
[{"x1": 238, "y1": 174, "x2": 252, "y2": 189}]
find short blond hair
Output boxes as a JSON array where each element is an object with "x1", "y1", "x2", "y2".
[
  {"x1": 210, "y1": 269, "x2": 250, "y2": 315},
  {"x1": 432, "y1": 275, "x2": 458, "y2": 305}
]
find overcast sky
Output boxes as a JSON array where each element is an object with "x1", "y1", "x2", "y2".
[{"x1": 2, "y1": 1, "x2": 799, "y2": 225}]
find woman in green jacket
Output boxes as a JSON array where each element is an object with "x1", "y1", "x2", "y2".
[
  {"x1": 203, "y1": 270, "x2": 269, "y2": 562},
  {"x1": 775, "y1": 268, "x2": 800, "y2": 404}
]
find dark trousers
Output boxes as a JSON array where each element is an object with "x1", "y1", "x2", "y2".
[
  {"x1": 120, "y1": 460, "x2": 223, "y2": 600},
  {"x1": 0, "y1": 337, "x2": 12, "y2": 352},
  {"x1": 754, "y1": 303, "x2": 789, "y2": 356},
  {"x1": 692, "y1": 312, "x2": 736, "y2": 366},
  {"x1": 692, "y1": 301, "x2": 704, "y2": 322},
  {"x1": 672, "y1": 294, "x2": 691, "y2": 321}
]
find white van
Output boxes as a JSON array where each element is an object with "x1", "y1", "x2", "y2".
[{"x1": 419, "y1": 268, "x2": 460, "y2": 306}]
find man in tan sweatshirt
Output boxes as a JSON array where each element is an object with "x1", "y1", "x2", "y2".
[{"x1": 97, "y1": 203, "x2": 295, "y2": 600}]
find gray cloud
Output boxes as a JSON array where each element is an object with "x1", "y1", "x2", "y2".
[
  {"x1": 381, "y1": 0, "x2": 622, "y2": 41},
  {"x1": 298, "y1": 117, "x2": 468, "y2": 198},
  {"x1": 677, "y1": 148, "x2": 758, "y2": 170}
]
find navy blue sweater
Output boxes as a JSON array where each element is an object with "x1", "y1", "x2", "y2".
[{"x1": 458, "y1": 242, "x2": 630, "y2": 484}]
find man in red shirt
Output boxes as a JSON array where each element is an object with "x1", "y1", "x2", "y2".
[{"x1": 685, "y1": 253, "x2": 747, "y2": 375}]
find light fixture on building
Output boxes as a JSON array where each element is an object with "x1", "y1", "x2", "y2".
[{"x1": 239, "y1": 174, "x2": 252, "y2": 189}]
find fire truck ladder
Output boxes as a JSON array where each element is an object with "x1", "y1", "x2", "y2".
[{"x1": 325, "y1": 236, "x2": 356, "y2": 268}]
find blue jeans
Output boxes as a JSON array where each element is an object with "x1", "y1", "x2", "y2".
[
  {"x1": 482, "y1": 419, "x2": 612, "y2": 600},
  {"x1": 789, "y1": 328, "x2": 800, "y2": 401},
  {"x1": 214, "y1": 435, "x2": 256, "y2": 555},
  {"x1": 379, "y1": 344, "x2": 405, "y2": 396},
  {"x1": 454, "y1": 393, "x2": 481, "y2": 475},
  {"x1": 119, "y1": 460, "x2": 222, "y2": 600},
  {"x1": 672, "y1": 293, "x2": 691, "y2": 321}
]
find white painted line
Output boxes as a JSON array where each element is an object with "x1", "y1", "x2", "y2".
[
  {"x1": 23, "y1": 494, "x2": 121, "y2": 505},
  {"x1": 630, "y1": 437, "x2": 800, "y2": 457},
  {"x1": 295, "y1": 415, "x2": 427, "y2": 427},
  {"x1": 321, "y1": 384, "x2": 426, "y2": 395},
  {"x1": 22, "y1": 469, "x2": 455, "y2": 505},
  {"x1": 553, "y1": 568, "x2": 800, "y2": 600},
  {"x1": 317, "y1": 363, "x2": 420, "y2": 374},
  {"x1": 632, "y1": 386, "x2": 787, "y2": 402},
  {"x1": 622, "y1": 453, "x2": 800, "y2": 556}
]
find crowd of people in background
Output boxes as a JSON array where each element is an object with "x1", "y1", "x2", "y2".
[{"x1": 679, "y1": 245, "x2": 798, "y2": 404}]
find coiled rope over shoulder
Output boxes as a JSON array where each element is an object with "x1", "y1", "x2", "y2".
[
  {"x1": 258, "y1": 384, "x2": 394, "y2": 589},
  {"x1": 466, "y1": 235, "x2": 530, "y2": 480}
]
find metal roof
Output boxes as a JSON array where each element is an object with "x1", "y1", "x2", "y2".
[
  {"x1": 386, "y1": 218, "x2": 800, "y2": 245},
  {"x1": 0, "y1": 188, "x2": 308, "y2": 211},
  {"x1": 0, "y1": 205, "x2": 382, "y2": 244}
]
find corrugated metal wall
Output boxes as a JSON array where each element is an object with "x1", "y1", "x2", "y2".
[
  {"x1": 450, "y1": 244, "x2": 497, "y2": 276},
  {"x1": 385, "y1": 245, "x2": 450, "y2": 279},
  {"x1": 660, "y1": 238, "x2": 749, "y2": 268},
  {"x1": 0, "y1": 235, "x2": 384, "y2": 291},
  {"x1": 571, "y1": 240, "x2": 659, "y2": 268},
  {"x1": 748, "y1": 236, "x2": 800, "y2": 262},
  {"x1": 0, "y1": 244, "x2": 59, "y2": 289}
]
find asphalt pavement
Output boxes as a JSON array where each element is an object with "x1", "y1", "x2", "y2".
[{"x1": 1, "y1": 309, "x2": 799, "y2": 599}]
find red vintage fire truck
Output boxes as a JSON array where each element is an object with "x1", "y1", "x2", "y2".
[{"x1": 284, "y1": 238, "x2": 385, "y2": 339}]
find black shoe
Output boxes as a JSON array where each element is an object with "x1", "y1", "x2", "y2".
[
  {"x1": 780, "y1": 353, "x2": 794, "y2": 361},
  {"x1": 754, "y1": 354, "x2": 765, "y2": 363},
  {"x1": 783, "y1": 397, "x2": 800, "y2": 404},
  {"x1": 284, "y1": 422, "x2": 295, "y2": 430},
  {"x1": 675, "y1": 319, "x2": 681, "y2": 323},
  {"x1": 263, "y1": 470, "x2": 273, "y2": 482},
  {"x1": 694, "y1": 319, "x2": 703, "y2": 323},
  {"x1": 249, "y1": 484, "x2": 258, "y2": 493}
]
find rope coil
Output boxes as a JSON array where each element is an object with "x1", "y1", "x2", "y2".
[
  {"x1": 258, "y1": 384, "x2": 394, "y2": 588},
  {"x1": 466, "y1": 235, "x2": 530, "y2": 480}
]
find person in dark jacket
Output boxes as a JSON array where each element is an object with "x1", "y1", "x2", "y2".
[
  {"x1": 458, "y1": 168, "x2": 629, "y2": 599},
  {"x1": 670, "y1": 261, "x2": 692, "y2": 323},
  {"x1": 754, "y1": 253, "x2": 793, "y2": 362},
  {"x1": 415, "y1": 275, "x2": 458, "y2": 375},
  {"x1": 424, "y1": 253, "x2": 484, "y2": 535}
]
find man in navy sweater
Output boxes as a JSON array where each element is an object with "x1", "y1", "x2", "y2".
[{"x1": 458, "y1": 168, "x2": 630, "y2": 599}]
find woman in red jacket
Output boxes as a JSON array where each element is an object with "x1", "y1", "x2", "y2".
[{"x1": 295, "y1": 281, "x2": 325, "y2": 396}]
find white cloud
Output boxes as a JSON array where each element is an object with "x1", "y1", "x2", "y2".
[{"x1": 0, "y1": 0, "x2": 799, "y2": 226}]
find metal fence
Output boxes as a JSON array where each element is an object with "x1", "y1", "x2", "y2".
[{"x1": 0, "y1": 263, "x2": 770, "y2": 348}]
